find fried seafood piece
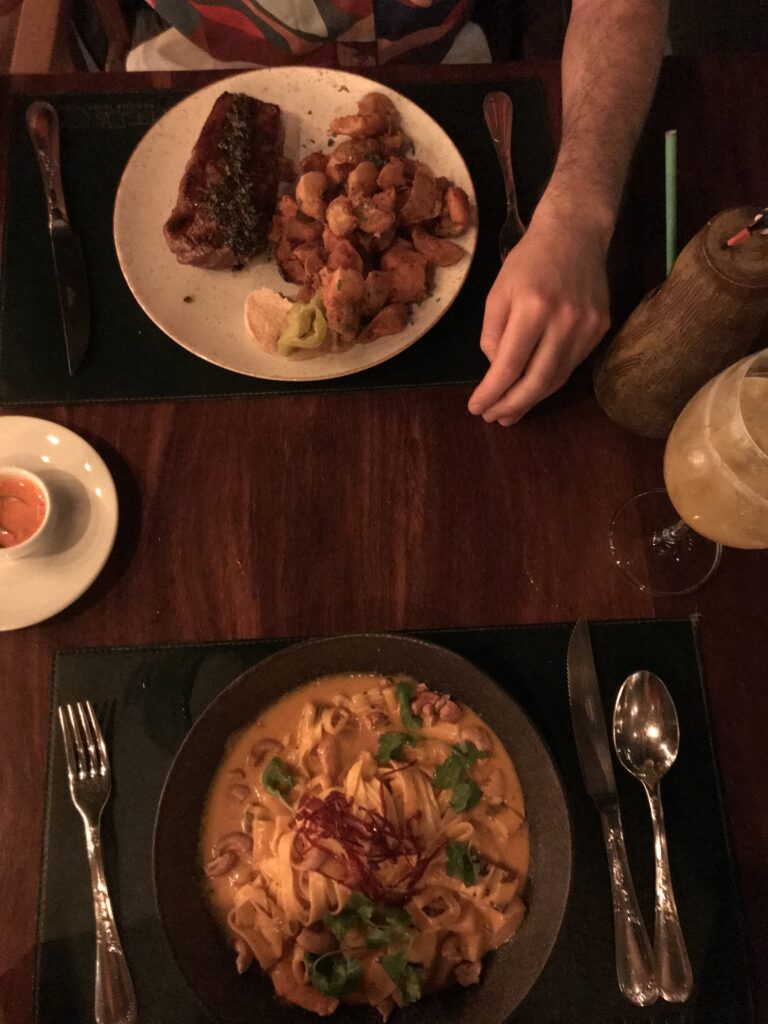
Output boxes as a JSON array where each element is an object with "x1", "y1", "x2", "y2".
[
  {"x1": 347, "y1": 160, "x2": 379, "y2": 198},
  {"x1": 327, "y1": 139, "x2": 380, "y2": 184},
  {"x1": 300, "y1": 150, "x2": 328, "y2": 174},
  {"x1": 322, "y1": 267, "x2": 366, "y2": 341},
  {"x1": 295, "y1": 171, "x2": 328, "y2": 221},
  {"x1": 435, "y1": 185, "x2": 471, "y2": 237},
  {"x1": 358, "y1": 92, "x2": 401, "y2": 129},
  {"x1": 361, "y1": 270, "x2": 391, "y2": 317},
  {"x1": 381, "y1": 243, "x2": 429, "y2": 303},
  {"x1": 275, "y1": 238, "x2": 304, "y2": 284},
  {"x1": 326, "y1": 237, "x2": 364, "y2": 273},
  {"x1": 270, "y1": 194, "x2": 324, "y2": 247},
  {"x1": 411, "y1": 226, "x2": 465, "y2": 267},
  {"x1": 326, "y1": 195, "x2": 357, "y2": 237},
  {"x1": 354, "y1": 189, "x2": 396, "y2": 236},
  {"x1": 164, "y1": 92, "x2": 282, "y2": 269},
  {"x1": 400, "y1": 164, "x2": 443, "y2": 224},
  {"x1": 364, "y1": 302, "x2": 409, "y2": 338},
  {"x1": 377, "y1": 157, "x2": 407, "y2": 190},
  {"x1": 329, "y1": 92, "x2": 401, "y2": 139}
]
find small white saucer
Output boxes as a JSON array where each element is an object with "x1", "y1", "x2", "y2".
[{"x1": 0, "y1": 416, "x2": 118, "y2": 631}]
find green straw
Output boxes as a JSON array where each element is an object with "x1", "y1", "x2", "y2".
[{"x1": 665, "y1": 129, "x2": 677, "y2": 274}]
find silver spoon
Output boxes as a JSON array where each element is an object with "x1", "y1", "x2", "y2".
[
  {"x1": 613, "y1": 671, "x2": 693, "y2": 1002},
  {"x1": 483, "y1": 91, "x2": 526, "y2": 261}
]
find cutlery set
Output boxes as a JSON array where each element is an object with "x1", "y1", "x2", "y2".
[
  {"x1": 568, "y1": 619, "x2": 692, "y2": 1005},
  {"x1": 60, "y1": 624, "x2": 689, "y2": 1019}
]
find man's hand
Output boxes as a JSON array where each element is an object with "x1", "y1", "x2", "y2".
[{"x1": 468, "y1": 211, "x2": 611, "y2": 426}]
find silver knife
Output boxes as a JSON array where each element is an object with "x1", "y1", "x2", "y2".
[
  {"x1": 26, "y1": 101, "x2": 89, "y2": 375},
  {"x1": 567, "y1": 619, "x2": 659, "y2": 1006}
]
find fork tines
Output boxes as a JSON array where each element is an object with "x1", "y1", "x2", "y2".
[{"x1": 58, "y1": 701, "x2": 109, "y2": 782}]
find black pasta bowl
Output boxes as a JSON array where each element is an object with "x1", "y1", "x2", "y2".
[{"x1": 154, "y1": 633, "x2": 572, "y2": 1023}]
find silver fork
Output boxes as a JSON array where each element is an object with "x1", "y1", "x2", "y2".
[
  {"x1": 483, "y1": 91, "x2": 527, "y2": 261},
  {"x1": 59, "y1": 702, "x2": 137, "y2": 1024}
]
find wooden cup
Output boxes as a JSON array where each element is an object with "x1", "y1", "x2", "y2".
[{"x1": 594, "y1": 207, "x2": 768, "y2": 438}]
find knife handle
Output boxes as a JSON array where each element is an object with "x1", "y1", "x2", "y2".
[
  {"x1": 600, "y1": 806, "x2": 659, "y2": 1006},
  {"x1": 26, "y1": 101, "x2": 68, "y2": 227}
]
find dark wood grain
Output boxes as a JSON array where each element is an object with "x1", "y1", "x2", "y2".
[{"x1": 1, "y1": 60, "x2": 767, "y2": 1024}]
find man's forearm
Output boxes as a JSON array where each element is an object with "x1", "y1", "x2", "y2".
[{"x1": 535, "y1": 0, "x2": 669, "y2": 242}]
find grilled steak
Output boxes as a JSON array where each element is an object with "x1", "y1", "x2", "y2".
[{"x1": 164, "y1": 92, "x2": 282, "y2": 269}]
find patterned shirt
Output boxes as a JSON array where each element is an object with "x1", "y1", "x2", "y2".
[{"x1": 150, "y1": 0, "x2": 475, "y2": 67}]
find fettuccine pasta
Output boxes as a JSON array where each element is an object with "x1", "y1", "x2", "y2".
[{"x1": 200, "y1": 673, "x2": 529, "y2": 1019}]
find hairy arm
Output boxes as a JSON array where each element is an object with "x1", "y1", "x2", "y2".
[{"x1": 469, "y1": 0, "x2": 669, "y2": 425}]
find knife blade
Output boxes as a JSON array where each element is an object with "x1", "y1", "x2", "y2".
[
  {"x1": 567, "y1": 619, "x2": 658, "y2": 1006},
  {"x1": 567, "y1": 617, "x2": 619, "y2": 809},
  {"x1": 26, "y1": 101, "x2": 89, "y2": 375}
]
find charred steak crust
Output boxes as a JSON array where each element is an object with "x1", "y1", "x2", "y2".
[{"x1": 164, "y1": 92, "x2": 282, "y2": 269}]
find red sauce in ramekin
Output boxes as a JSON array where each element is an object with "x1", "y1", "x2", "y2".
[{"x1": 0, "y1": 474, "x2": 47, "y2": 548}]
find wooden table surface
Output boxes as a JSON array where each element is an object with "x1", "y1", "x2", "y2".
[{"x1": 1, "y1": 58, "x2": 767, "y2": 1024}]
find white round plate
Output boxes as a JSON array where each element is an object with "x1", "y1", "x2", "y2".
[
  {"x1": 0, "y1": 417, "x2": 118, "y2": 631},
  {"x1": 114, "y1": 66, "x2": 477, "y2": 382}
]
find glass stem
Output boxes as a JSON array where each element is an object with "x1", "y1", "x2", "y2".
[{"x1": 652, "y1": 518, "x2": 689, "y2": 548}]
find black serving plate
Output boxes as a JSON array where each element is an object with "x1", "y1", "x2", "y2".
[{"x1": 153, "y1": 633, "x2": 572, "y2": 1024}]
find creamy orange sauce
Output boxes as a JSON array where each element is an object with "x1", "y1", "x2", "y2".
[
  {"x1": 200, "y1": 673, "x2": 529, "y2": 1018},
  {"x1": 0, "y1": 473, "x2": 46, "y2": 548}
]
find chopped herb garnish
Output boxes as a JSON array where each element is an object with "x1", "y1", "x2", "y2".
[
  {"x1": 366, "y1": 906, "x2": 412, "y2": 949},
  {"x1": 396, "y1": 682, "x2": 422, "y2": 731},
  {"x1": 381, "y1": 951, "x2": 424, "y2": 1005},
  {"x1": 337, "y1": 279, "x2": 343, "y2": 290},
  {"x1": 445, "y1": 841, "x2": 485, "y2": 886},
  {"x1": 324, "y1": 894, "x2": 414, "y2": 950},
  {"x1": 183, "y1": 295, "x2": 194, "y2": 303},
  {"x1": 363, "y1": 151, "x2": 385, "y2": 170},
  {"x1": 305, "y1": 951, "x2": 362, "y2": 998},
  {"x1": 323, "y1": 891, "x2": 373, "y2": 939},
  {"x1": 376, "y1": 732, "x2": 415, "y2": 765},
  {"x1": 262, "y1": 757, "x2": 294, "y2": 806},
  {"x1": 449, "y1": 779, "x2": 483, "y2": 813},
  {"x1": 204, "y1": 95, "x2": 272, "y2": 259},
  {"x1": 433, "y1": 741, "x2": 488, "y2": 812}
]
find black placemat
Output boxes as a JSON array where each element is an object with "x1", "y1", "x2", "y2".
[
  {"x1": 1, "y1": 79, "x2": 552, "y2": 406},
  {"x1": 36, "y1": 621, "x2": 752, "y2": 1023}
]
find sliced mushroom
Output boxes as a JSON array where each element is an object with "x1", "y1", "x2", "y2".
[
  {"x1": 204, "y1": 850, "x2": 237, "y2": 877},
  {"x1": 248, "y1": 738, "x2": 281, "y2": 766},
  {"x1": 218, "y1": 832, "x2": 253, "y2": 857}
]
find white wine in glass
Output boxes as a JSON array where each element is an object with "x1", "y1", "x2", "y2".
[
  {"x1": 610, "y1": 349, "x2": 768, "y2": 593},
  {"x1": 664, "y1": 350, "x2": 768, "y2": 548}
]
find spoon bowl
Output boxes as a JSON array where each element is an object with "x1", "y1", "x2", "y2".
[{"x1": 613, "y1": 670, "x2": 680, "y2": 785}]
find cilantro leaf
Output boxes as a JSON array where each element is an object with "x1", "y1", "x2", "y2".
[
  {"x1": 432, "y1": 742, "x2": 488, "y2": 812},
  {"x1": 262, "y1": 757, "x2": 294, "y2": 805},
  {"x1": 453, "y1": 741, "x2": 490, "y2": 767},
  {"x1": 305, "y1": 951, "x2": 362, "y2": 998},
  {"x1": 381, "y1": 952, "x2": 424, "y2": 1006},
  {"x1": 432, "y1": 753, "x2": 465, "y2": 791},
  {"x1": 323, "y1": 892, "x2": 374, "y2": 939},
  {"x1": 450, "y1": 779, "x2": 483, "y2": 813},
  {"x1": 365, "y1": 906, "x2": 413, "y2": 949},
  {"x1": 376, "y1": 732, "x2": 416, "y2": 766},
  {"x1": 396, "y1": 682, "x2": 422, "y2": 730},
  {"x1": 445, "y1": 841, "x2": 484, "y2": 886}
]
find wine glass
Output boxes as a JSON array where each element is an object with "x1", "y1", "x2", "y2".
[{"x1": 610, "y1": 348, "x2": 768, "y2": 594}]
